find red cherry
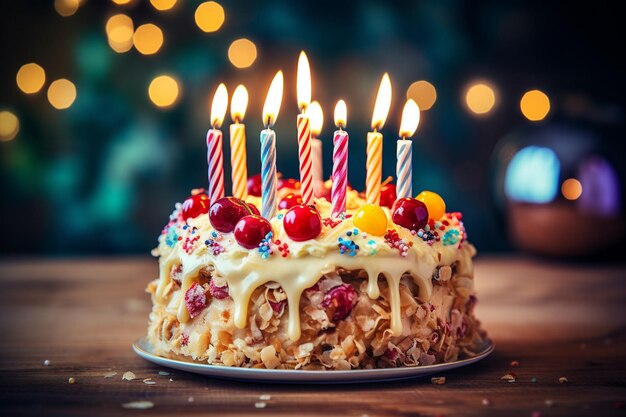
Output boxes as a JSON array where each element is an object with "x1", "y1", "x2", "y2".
[
  {"x1": 391, "y1": 198, "x2": 429, "y2": 232},
  {"x1": 209, "y1": 197, "x2": 253, "y2": 233},
  {"x1": 181, "y1": 194, "x2": 211, "y2": 221},
  {"x1": 380, "y1": 183, "x2": 397, "y2": 209},
  {"x1": 283, "y1": 204, "x2": 322, "y2": 241},
  {"x1": 278, "y1": 177, "x2": 301, "y2": 191},
  {"x1": 247, "y1": 174, "x2": 262, "y2": 197},
  {"x1": 279, "y1": 193, "x2": 303, "y2": 210},
  {"x1": 246, "y1": 202, "x2": 260, "y2": 215},
  {"x1": 234, "y1": 215, "x2": 272, "y2": 249}
]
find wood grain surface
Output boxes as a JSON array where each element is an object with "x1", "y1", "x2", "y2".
[{"x1": 0, "y1": 257, "x2": 625, "y2": 416}]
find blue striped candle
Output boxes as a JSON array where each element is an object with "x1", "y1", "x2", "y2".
[
  {"x1": 260, "y1": 128, "x2": 277, "y2": 219},
  {"x1": 396, "y1": 139, "x2": 412, "y2": 199}
]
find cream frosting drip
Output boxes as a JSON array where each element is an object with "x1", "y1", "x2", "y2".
[{"x1": 154, "y1": 191, "x2": 471, "y2": 341}]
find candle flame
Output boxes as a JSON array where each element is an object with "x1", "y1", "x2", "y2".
[
  {"x1": 297, "y1": 51, "x2": 311, "y2": 112},
  {"x1": 307, "y1": 100, "x2": 323, "y2": 136},
  {"x1": 210, "y1": 83, "x2": 228, "y2": 128},
  {"x1": 262, "y1": 70, "x2": 284, "y2": 128},
  {"x1": 230, "y1": 84, "x2": 248, "y2": 122},
  {"x1": 334, "y1": 99, "x2": 347, "y2": 128},
  {"x1": 399, "y1": 99, "x2": 420, "y2": 138},
  {"x1": 371, "y1": 73, "x2": 392, "y2": 130}
]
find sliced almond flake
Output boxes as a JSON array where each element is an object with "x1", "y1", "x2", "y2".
[
  {"x1": 122, "y1": 371, "x2": 136, "y2": 381},
  {"x1": 158, "y1": 371, "x2": 170, "y2": 376},
  {"x1": 254, "y1": 402, "x2": 267, "y2": 409},
  {"x1": 431, "y1": 376, "x2": 446, "y2": 385},
  {"x1": 259, "y1": 394, "x2": 271, "y2": 401},
  {"x1": 122, "y1": 401, "x2": 154, "y2": 409},
  {"x1": 558, "y1": 376, "x2": 568, "y2": 384},
  {"x1": 143, "y1": 378, "x2": 156, "y2": 385},
  {"x1": 501, "y1": 373, "x2": 517, "y2": 382},
  {"x1": 104, "y1": 371, "x2": 118, "y2": 378}
]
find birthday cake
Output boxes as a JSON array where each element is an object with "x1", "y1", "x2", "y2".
[{"x1": 146, "y1": 179, "x2": 488, "y2": 370}]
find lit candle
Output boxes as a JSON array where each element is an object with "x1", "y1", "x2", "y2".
[
  {"x1": 229, "y1": 85, "x2": 249, "y2": 200},
  {"x1": 296, "y1": 51, "x2": 314, "y2": 205},
  {"x1": 260, "y1": 71, "x2": 284, "y2": 219},
  {"x1": 366, "y1": 73, "x2": 392, "y2": 205},
  {"x1": 307, "y1": 100, "x2": 324, "y2": 197},
  {"x1": 207, "y1": 83, "x2": 228, "y2": 205},
  {"x1": 396, "y1": 99, "x2": 420, "y2": 199},
  {"x1": 332, "y1": 100, "x2": 349, "y2": 217}
]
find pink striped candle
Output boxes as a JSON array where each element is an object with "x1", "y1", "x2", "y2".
[
  {"x1": 332, "y1": 100, "x2": 348, "y2": 217},
  {"x1": 207, "y1": 83, "x2": 228, "y2": 205}
]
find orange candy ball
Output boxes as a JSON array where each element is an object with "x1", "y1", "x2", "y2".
[
  {"x1": 416, "y1": 191, "x2": 446, "y2": 221},
  {"x1": 353, "y1": 204, "x2": 388, "y2": 236}
]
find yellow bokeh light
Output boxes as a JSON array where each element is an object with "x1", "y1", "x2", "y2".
[
  {"x1": 47, "y1": 79, "x2": 77, "y2": 110},
  {"x1": 194, "y1": 1, "x2": 225, "y2": 33},
  {"x1": 16, "y1": 63, "x2": 46, "y2": 94},
  {"x1": 521, "y1": 89, "x2": 550, "y2": 121},
  {"x1": 406, "y1": 80, "x2": 437, "y2": 111},
  {"x1": 150, "y1": 0, "x2": 177, "y2": 11},
  {"x1": 106, "y1": 14, "x2": 134, "y2": 53},
  {"x1": 228, "y1": 38, "x2": 257, "y2": 69},
  {"x1": 55, "y1": 0, "x2": 80, "y2": 17},
  {"x1": 149, "y1": 75, "x2": 180, "y2": 108},
  {"x1": 0, "y1": 111, "x2": 20, "y2": 142},
  {"x1": 465, "y1": 82, "x2": 496, "y2": 115},
  {"x1": 112, "y1": 0, "x2": 133, "y2": 5},
  {"x1": 133, "y1": 24, "x2": 163, "y2": 55},
  {"x1": 561, "y1": 178, "x2": 582, "y2": 200}
]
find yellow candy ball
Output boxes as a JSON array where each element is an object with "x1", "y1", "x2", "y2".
[
  {"x1": 353, "y1": 204, "x2": 388, "y2": 236},
  {"x1": 416, "y1": 191, "x2": 446, "y2": 221}
]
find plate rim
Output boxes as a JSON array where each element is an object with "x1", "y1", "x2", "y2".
[{"x1": 132, "y1": 336, "x2": 494, "y2": 383}]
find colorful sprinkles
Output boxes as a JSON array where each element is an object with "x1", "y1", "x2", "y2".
[
  {"x1": 384, "y1": 229, "x2": 412, "y2": 257},
  {"x1": 338, "y1": 229, "x2": 361, "y2": 256},
  {"x1": 258, "y1": 232, "x2": 274, "y2": 259},
  {"x1": 204, "y1": 230, "x2": 225, "y2": 255}
]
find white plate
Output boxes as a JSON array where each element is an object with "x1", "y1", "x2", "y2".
[{"x1": 133, "y1": 336, "x2": 494, "y2": 384}]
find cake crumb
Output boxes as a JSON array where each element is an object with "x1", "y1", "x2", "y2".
[
  {"x1": 188, "y1": 396, "x2": 194, "y2": 403},
  {"x1": 558, "y1": 376, "x2": 568, "y2": 384},
  {"x1": 122, "y1": 371, "x2": 136, "y2": 381},
  {"x1": 431, "y1": 376, "x2": 446, "y2": 385},
  {"x1": 143, "y1": 378, "x2": 156, "y2": 385},
  {"x1": 104, "y1": 371, "x2": 117, "y2": 378},
  {"x1": 68, "y1": 377, "x2": 76, "y2": 384},
  {"x1": 510, "y1": 360, "x2": 519, "y2": 367},
  {"x1": 169, "y1": 378, "x2": 173, "y2": 382},
  {"x1": 259, "y1": 394, "x2": 271, "y2": 401},
  {"x1": 122, "y1": 401, "x2": 154, "y2": 409},
  {"x1": 43, "y1": 359, "x2": 51, "y2": 366},
  {"x1": 545, "y1": 399, "x2": 555, "y2": 407},
  {"x1": 501, "y1": 373, "x2": 517, "y2": 382},
  {"x1": 158, "y1": 371, "x2": 170, "y2": 376},
  {"x1": 255, "y1": 402, "x2": 267, "y2": 409},
  {"x1": 482, "y1": 398, "x2": 491, "y2": 406}
]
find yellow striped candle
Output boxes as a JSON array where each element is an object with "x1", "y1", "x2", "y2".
[
  {"x1": 365, "y1": 73, "x2": 392, "y2": 205},
  {"x1": 230, "y1": 85, "x2": 249, "y2": 200}
]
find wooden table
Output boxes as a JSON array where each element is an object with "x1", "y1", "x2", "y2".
[{"x1": 1, "y1": 257, "x2": 625, "y2": 416}]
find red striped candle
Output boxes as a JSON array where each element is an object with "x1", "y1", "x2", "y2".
[
  {"x1": 207, "y1": 129, "x2": 224, "y2": 205},
  {"x1": 297, "y1": 114, "x2": 314, "y2": 205}
]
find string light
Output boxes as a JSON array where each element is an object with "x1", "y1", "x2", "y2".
[
  {"x1": 561, "y1": 178, "x2": 582, "y2": 200},
  {"x1": 133, "y1": 24, "x2": 164, "y2": 55},
  {"x1": 149, "y1": 75, "x2": 180, "y2": 108},
  {"x1": 47, "y1": 79, "x2": 77, "y2": 110},
  {"x1": 465, "y1": 82, "x2": 497, "y2": 115},
  {"x1": 520, "y1": 89, "x2": 550, "y2": 121},
  {"x1": 150, "y1": 0, "x2": 177, "y2": 11},
  {"x1": 16, "y1": 63, "x2": 46, "y2": 94},
  {"x1": 195, "y1": 1, "x2": 224, "y2": 33},
  {"x1": 106, "y1": 14, "x2": 134, "y2": 53},
  {"x1": 406, "y1": 80, "x2": 437, "y2": 111},
  {"x1": 54, "y1": 0, "x2": 80, "y2": 17},
  {"x1": 0, "y1": 111, "x2": 19, "y2": 142},
  {"x1": 228, "y1": 38, "x2": 257, "y2": 68}
]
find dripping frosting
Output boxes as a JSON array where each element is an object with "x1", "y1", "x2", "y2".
[{"x1": 154, "y1": 192, "x2": 471, "y2": 342}]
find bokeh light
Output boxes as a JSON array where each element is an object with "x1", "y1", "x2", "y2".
[
  {"x1": 406, "y1": 80, "x2": 437, "y2": 111},
  {"x1": 228, "y1": 38, "x2": 257, "y2": 69},
  {"x1": 0, "y1": 111, "x2": 20, "y2": 142},
  {"x1": 150, "y1": 0, "x2": 177, "y2": 11},
  {"x1": 520, "y1": 89, "x2": 550, "y2": 121},
  {"x1": 561, "y1": 178, "x2": 583, "y2": 200},
  {"x1": 47, "y1": 79, "x2": 77, "y2": 110},
  {"x1": 133, "y1": 24, "x2": 163, "y2": 55},
  {"x1": 54, "y1": 0, "x2": 80, "y2": 17},
  {"x1": 195, "y1": 1, "x2": 225, "y2": 33},
  {"x1": 465, "y1": 82, "x2": 496, "y2": 115},
  {"x1": 148, "y1": 75, "x2": 180, "y2": 108},
  {"x1": 112, "y1": 0, "x2": 133, "y2": 5},
  {"x1": 16, "y1": 63, "x2": 46, "y2": 94},
  {"x1": 106, "y1": 14, "x2": 134, "y2": 53}
]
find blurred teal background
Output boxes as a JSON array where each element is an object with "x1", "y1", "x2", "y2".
[{"x1": 1, "y1": 0, "x2": 624, "y2": 254}]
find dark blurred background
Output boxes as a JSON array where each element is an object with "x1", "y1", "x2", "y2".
[{"x1": 1, "y1": 0, "x2": 624, "y2": 255}]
